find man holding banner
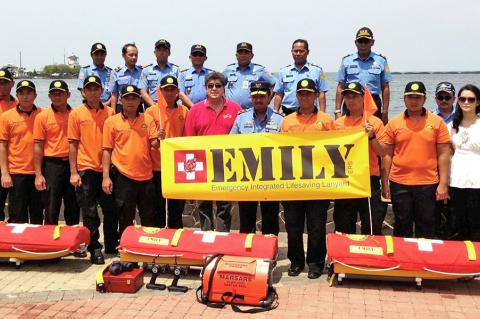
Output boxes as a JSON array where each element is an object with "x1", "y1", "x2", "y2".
[
  {"x1": 333, "y1": 82, "x2": 387, "y2": 235},
  {"x1": 280, "y1": 78, "x2": 335, "y2": 279},
  {"x1": 230, "y1": 81, "x2": 284, "y2": 235},
  {"x1": 184, "y1": 72, "x2": 241, "y2": 232}
]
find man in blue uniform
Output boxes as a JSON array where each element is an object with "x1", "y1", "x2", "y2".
[
  {"x1": 178, "y1": 44, "x2": 212, "y2": 104},
  {"x1": 274, "y1": 39, "x2": 328, "y2": 115},
  {"x1": 139, "y1": 39, "x2": 193, "y2": 108},
  {"x1": 335, "y1": 27, "x2": 392, "y2": 124},
  {"x1": 223, "y1": 42, "x2": 276, "y2": 110},
  {"x1": 230, "y1": 81, "x2": 283, "y2": 235},
  {"x1": 434, "y1": 82, "x2": 456, "y2": 125},
  {"x1": 77, "y1": 43, "x2": 112, "y2": 105},
  {"x1": 108, "y1": 43, "x2": 143, "y2": 113}
]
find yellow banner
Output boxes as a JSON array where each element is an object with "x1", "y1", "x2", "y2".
[{"x1": 160, "y1": 130, "x2": 371, "y2": 201}]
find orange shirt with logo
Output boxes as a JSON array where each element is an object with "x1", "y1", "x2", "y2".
[
  {"x1": 103, "y1": 113, "x2": 158, "y2": 181},
  {"x1": 0, "y1": 96, "x2": 16, "y2": 113},
  {"x1": 145, "y1": 103, "x2": 189, "y2": 171},
  {"x1": 67, "y1": 104, "x2": 114, "y2": 172},
  {"x1": 0, "y1": 106, "x2": 42, "y2": 174},
  {"x1": 385, "y1": 111, "x2": 450, "y2": 185},
  {"x1": 281, "y1": 110, "x2": 335, "y2": 132},
  {"x1": 335, "y1": 115, "x2": 386, "y2": 176},
  {"x1": 33, "y1": 107, "x2": 71, "y2": 158}
]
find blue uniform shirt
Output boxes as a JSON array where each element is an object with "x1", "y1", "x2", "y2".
[
  {"x1": 108, "y1": 65, "x2": 143, "y2": 97},
  {"x1": 230, "y1": 107, "x2": 283, "y2": 134},
  {"x1": 274, "y1": 62, "x2": 328, "y2": 110},
  {"x1": 139, "y1": 62, "x2": 180, "y2": 102},
  {"x1": 223, "y1": 63, "x2": 276, "y2": 109},
  {"x1": 178, "y1": 67, "x2": 212, "y2": 104},
  {"x1": 434, "y1": 106, "x2": 456, "y2": 124},
  {"x1": 77, "y1": 64, "x2": 112, "y2": 102},
  {"x1": 335, "y1": 51, "x2": 392, "y2": 95}
]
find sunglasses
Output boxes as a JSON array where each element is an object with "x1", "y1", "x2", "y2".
[
  {"x1": 356, "y1": 38, "x2": 371, "y2": 44},
  {"x1": 458, "y1": 97, "x2": 476, "y2": 103},
  {"x1": 436, "y1": 95, "x2": 452, "y2": 101},
  {"x1": 207, "y1": 83, "x2": 223, "y2": 89}
]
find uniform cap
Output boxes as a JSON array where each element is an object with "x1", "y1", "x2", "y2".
[
  {"x1": 155, "y1": 39, "x2": 171, "y2": 50},
  {"x1": 121, "y1": 85, "x2": 141, "y2": 97},
  {"x1": 342, "y1": 82, "x2": 364, "y2": 95},
  {"x1": 435, "y1": 82, "x2": 455, "y2": 96},
  {"x1": 49, "y1": 80, "x2": 69, "y2": 93},
  {"x1": 0, "y1": 69, "x2": 14, "y2": 82},
  {"x1": 191, "y1": 44, "x2": 207, "y2": 55},
  {"x1": 404, "y1": 81, "x2": 426, "y2": 96},
  {"x1": 355, "y1": 27, "x2": 374, "y2": 40},
  {"x1": 83, "y1": 75, "x2": 102, "y2": 88},
  {"x1": 250, "y1": 81, "x2": 270, "y2": 96},
  {"x1": 91, "y1": 42, "x2": 107, "y2": 54},
  {"x1": 236, "y1": 42, "x2": 253, "y2": 52},
  {"x1": 16, "y1": 80, "x2": 36, "y2": 92},
  {"x1": 160, "y1": 75, "x2": 178, "y2": 88},
  {"x1": 296, "y1": 78, "x2": 317, "y2": 93}
]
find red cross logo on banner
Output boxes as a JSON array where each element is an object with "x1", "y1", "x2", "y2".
[{"x1": 174, "y1": 150, "x2": 207, "y2": 183}]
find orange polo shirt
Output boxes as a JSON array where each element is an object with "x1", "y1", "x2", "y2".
[
  {"x1": 103, "y1": 113, "x2": 158, "y2": 181},
  {"x1": 33, "y1": 106, "x2": 72, "y2": 158},
  {"x1": 0, "y1": 106, "x2": 42, "y2": 174},
  {"x1": 67, "y1": 104, "x2": 114, "y2": 172},
  {"x1": 335, "y1": 114, "x2": 386, "y2": 176},
  {"x1": 0, "y1": 96, "x2": 16, "y2": 113},
  {"x1": 385, "y1": 110, "x2": 450, "y2": 185},
  {"x1": 145, "y1": 103, "x2": 189, "y2": 171},
  {"x1": 281, "y1": 110, "x2": 335, "y2": 132}
]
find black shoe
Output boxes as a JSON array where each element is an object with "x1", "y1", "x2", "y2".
[
  {"x1": 288, "y1": 265, "x2": 304, "y2": 277},
  {"x1": 73, "y1": 250, "x2": 87, "y2": 258},
  {"x1": 90, "y1": 249, "x2": 105, "y2": 265},
  {"x1": 307, "y1": 271, "x2": 322, "y2": 279}
]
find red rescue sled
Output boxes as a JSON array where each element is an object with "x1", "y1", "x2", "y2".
[
  {"x1": 119, "y1": 226, "x2": 278, "y2": 266},
  {"x1": 0, "y1": 223, "x2": 90, "y2": 265},
  {"x1": 327, "y1": 233, "x2": 480, "y2": 288}
]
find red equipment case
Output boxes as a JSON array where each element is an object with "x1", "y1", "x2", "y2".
[{"x1": 96, "y1": 268, "x2": 144, "y2": 293}]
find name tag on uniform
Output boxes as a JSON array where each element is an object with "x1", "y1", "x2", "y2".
[
  {"x1": 266, "y1": 124, "x2": 277, "y2": 131},
  {"x1": 242, "y1": 80, "x2": 249, "y2": 89},
  {"x1": 243, "y1": 122, "x2": 253, "y2": 128},
  {"x1": 185, "y1": 76, "x2": 193, "y2": 80}
]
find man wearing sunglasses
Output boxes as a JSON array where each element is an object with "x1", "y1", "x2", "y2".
[
  {"x1": 434, "y1": 82, "x2": 456, "y2": 125},
  {"x1": 335, "y1": 27, "x2": 392, "y2": 124},
  {"x1": 179, "y1": 44, "x2": 212, "y2": 105},
  {"x1": 184, "y1": 72, "x2": 241, "y2": 232}
]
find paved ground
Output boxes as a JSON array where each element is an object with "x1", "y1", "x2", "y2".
[{"x1": 1, "y1": 205, "x2": 480, "y2": 318}]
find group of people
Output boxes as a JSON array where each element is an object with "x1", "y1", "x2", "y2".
[{"x1": 0, "y1": 27, "x2": 478, "y2": 280}]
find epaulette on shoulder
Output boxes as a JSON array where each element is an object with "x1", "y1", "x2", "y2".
[
  {"x1": 227, "y1": 63, "x2": 235, "y2": 66},
  {"x1": 142, "y1": 63, "x2": 152, "y2": 69},
  {"x1": 253, "y1": 63, "x2": 264, "y2": 67},
  {"x1": 114, "y1": 66, "x2": 122, "y2": 72},
  {"x1": 81, "y1": 65, "x2": 89, "y2": 68},
  {"x1": 180, "y1": 68, "x2": 189, "y2": 72},
  {"x1": 237, "y1": 109, "x2": 249, "y2": 115},
  {"x1": 171, "y1": 63, "x2": 179, "y2": 67},
  {"x1": 273, "y1": 110, "x2": 284, "y2": 117},
  {"x1": 283, "y1": 64, "x2": 292, "y2": 68},
  {"x1": 310, "y1": 63, "x2": 321, "y2": 68},
  {"x1": 378, "y1": 54, "x2": 388, "y2": 61},
  {"x1": 342, "y1": 53, "x2": 353, "y2": 59}
]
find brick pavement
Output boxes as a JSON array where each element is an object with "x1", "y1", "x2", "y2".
[{"x1": 2, "y1": 231, "x2": 480, "y2": 318}]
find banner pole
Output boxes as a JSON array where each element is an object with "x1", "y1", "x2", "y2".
[{"x1": 368, "y1": 197, "x2": 373, "y2": 235}]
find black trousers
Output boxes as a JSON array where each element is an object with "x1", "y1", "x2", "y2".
[
  {"x1": 390, "y1": 181, "x2": 437, "y2": 238},
  {"x1": 334, "y1": 176, "x2": 384, "y2": 235},
  {"x1": 450, "y1": 187, "x2": 480, "y2": 241},
  {"x1": 282, "y1": 200, "x2": 330, "y2": 270},
  {"x1": 281, "y1": 106, "x2": 296, "y2": 116},
  {"x1": 75, "y1": 169, "x2": 118, "y2": 252},
  {"x1": 8, "y1": 174, "x2": 43, "y2": 224},
  {"x1": 197, "y1": 200, "x2": 232, "y2": 232},
  {"x1": 42, "y1": 157, "x2": 80, "y2": 225},
  {"x1": 113, "y1": 169, "x2": 156, "y2": 237},
  {"x1": 153, "y1": 171, "x2": 184, "y2": 229},
  {"x1": 0, "y1": 171, "x2": 8, "y2": 221},
  {"x1": 238, "y1": 201, "x2": 279, "y2": 235}
]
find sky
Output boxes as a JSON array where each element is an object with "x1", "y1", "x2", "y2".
[{"x1": 1, "y1": 0, "x2": 478, "y2": 73}]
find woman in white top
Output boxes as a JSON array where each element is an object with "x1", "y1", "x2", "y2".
[{"x1": 449, "y1": 84, "x2": 480, "y2": 241}]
